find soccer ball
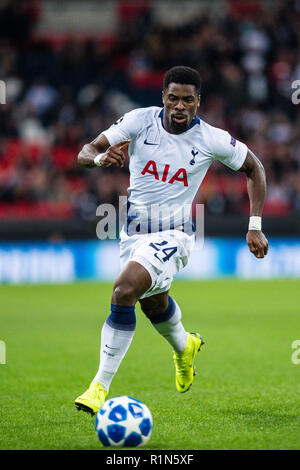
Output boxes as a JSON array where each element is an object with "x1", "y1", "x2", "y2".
[{"x1": 95, "y1": 395, "x2": 153, "y2": 447}]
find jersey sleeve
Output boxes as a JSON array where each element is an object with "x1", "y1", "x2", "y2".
[
  {"x1": 208, "y1": 126, "x2": 248, "y2": 171},
  {"x1": 101, "y1": 108, "x2": 144, "y2": 146}
]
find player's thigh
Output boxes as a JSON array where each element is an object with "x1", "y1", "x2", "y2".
[
  {"x1": 112, "y1": 261, "x2": 152, "y2": 304},
  {"x1": 139, "y1": 290, "x2": 169, "y2": 317}
]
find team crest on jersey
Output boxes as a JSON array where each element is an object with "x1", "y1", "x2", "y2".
[
  {"x1": 190, "y1": 147, "x2": 199, "y2": 165},
  {"x1": 230, "y1": 136, "x2": 236, "y2": 147}
]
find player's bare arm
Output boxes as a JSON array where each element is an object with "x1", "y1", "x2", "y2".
[
  {"x1": 239, "y1": 150, "x2": 269, "y2": 259},
  {"x1": 78, "y1": 133, "x2": 131, "y2": 168}
]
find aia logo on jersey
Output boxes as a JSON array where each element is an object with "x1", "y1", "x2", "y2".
[
  {"x1": 141, "y1": 160, "x2": 188, "y2": 187},
  {"x1": 230, "y1": 136, "x2": 236, "y2": 147}
]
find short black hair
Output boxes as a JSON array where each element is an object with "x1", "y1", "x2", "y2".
[{"x1": 163, "y1": 66, "x2": 201, "y2": 94}]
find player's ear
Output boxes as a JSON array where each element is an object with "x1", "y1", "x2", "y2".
[{"x1": 198, "y1": 94, "x2": 201, "y2": 107}]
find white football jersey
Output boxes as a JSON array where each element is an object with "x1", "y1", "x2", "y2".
[{"x1": 102, "y1": 106, "x2": 248, "y2": 234}]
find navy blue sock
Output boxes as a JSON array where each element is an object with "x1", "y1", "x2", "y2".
[{"x1": 106, "y1": 304, "x2": 136, "y2": 331}]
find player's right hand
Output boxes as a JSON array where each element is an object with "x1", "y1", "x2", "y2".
[
  {"x1": 246, "y1": 230, "x2": 269, "y2": 258},
  {"x1": 98, "y1": 140, "x2": 131, "y2": 167}
]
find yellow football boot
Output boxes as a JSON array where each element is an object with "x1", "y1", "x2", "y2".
[
  {"x1": 173, "y1": 333, "x2": 204, "y2": 393},
  {"x1": 75, "y1": 381, "x2": 108, "y2": 416}
]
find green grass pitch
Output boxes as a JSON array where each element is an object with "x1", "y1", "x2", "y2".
[{"x1": 0, "y1": 279, "x2": 299, "y2": 450}]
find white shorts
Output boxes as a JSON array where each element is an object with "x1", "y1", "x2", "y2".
[{"x1": 119, "y1": 228, "x2": 195, "y2": 299}]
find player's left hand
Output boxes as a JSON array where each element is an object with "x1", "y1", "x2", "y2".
[{"x1": 246, "y1": 231, "x2": 268, "y2": 258}]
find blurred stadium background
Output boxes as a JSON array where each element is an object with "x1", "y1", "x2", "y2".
[{"x1": 0, "y1": 0, "x2": 300, "y2": 284}]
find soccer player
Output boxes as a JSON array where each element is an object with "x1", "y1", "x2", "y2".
[{"x1": 75, "y1": 66, "x2": 268, "y2": 415}]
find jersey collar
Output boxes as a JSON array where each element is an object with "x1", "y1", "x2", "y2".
[{"x1": 158, "y1": 108, "x2": 200, "y2": 132}]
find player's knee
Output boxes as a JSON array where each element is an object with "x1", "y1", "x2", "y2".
[{"x1": 112, "y1": 283, "x2": 137, "y2": 306}]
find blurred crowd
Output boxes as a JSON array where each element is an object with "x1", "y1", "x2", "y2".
[{"x1": 0, "y1": 0, "x2": 300, "y2": 221}]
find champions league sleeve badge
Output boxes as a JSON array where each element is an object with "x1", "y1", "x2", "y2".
[{"x1": 230, "y1": 136, "x2": 236, "y2": 147}]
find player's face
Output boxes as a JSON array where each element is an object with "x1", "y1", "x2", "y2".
[{"x1": 162, "y1": 83, "x2": 200, "y2": 134}]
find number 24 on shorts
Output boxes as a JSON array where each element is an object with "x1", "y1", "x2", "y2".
[{"x1": 149, "y1": 240, "x2": 177, "y2": 263}]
